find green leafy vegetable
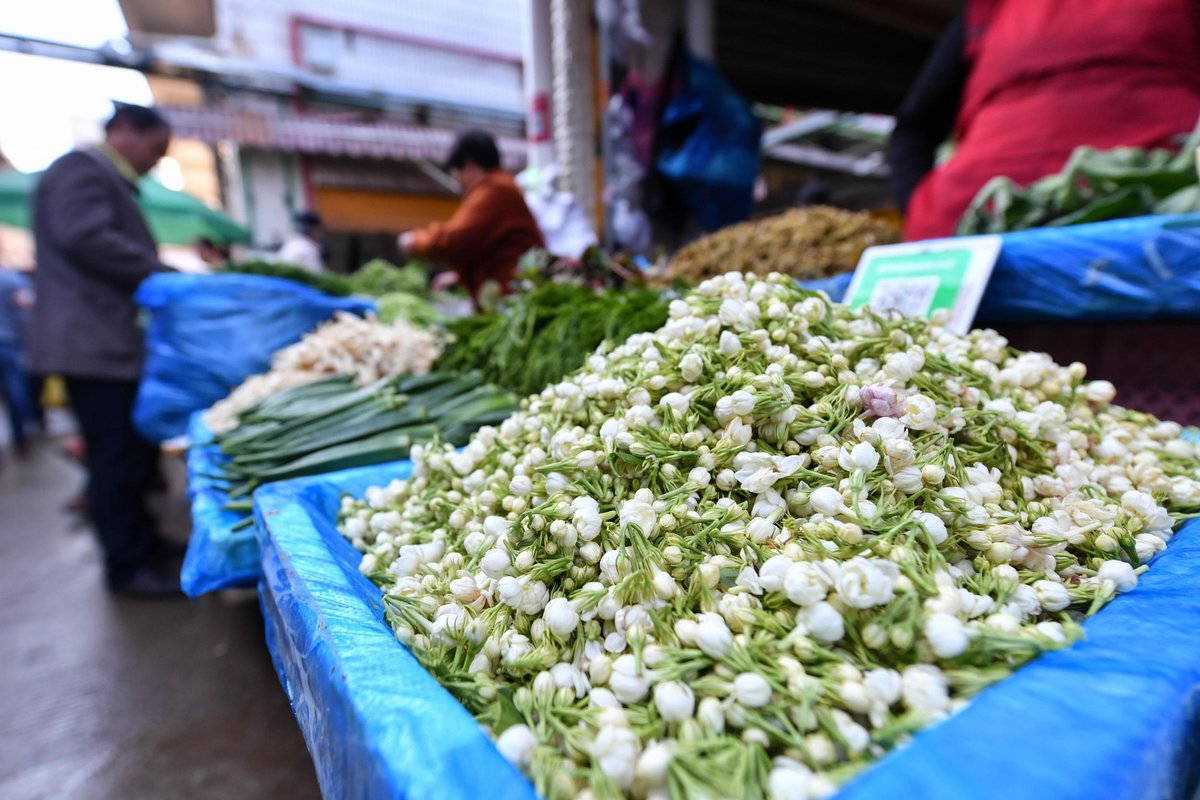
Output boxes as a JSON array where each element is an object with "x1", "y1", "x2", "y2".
[
  {"x1": 220, "y1": 260, "x2": 354, "y2": 296},
  {"x1": 435, "y1": 282, "x2": 670, "y2": 397},
  {"x1": 958, "y1": 125, "x2": 1200, "y2": 234},
  {"x1": 349, "y1": 259, "x2": 431, "y2": 297}
]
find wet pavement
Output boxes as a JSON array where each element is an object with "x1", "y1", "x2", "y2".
[{"x1": 0, "y1": 439, "x2": 321, "y2": 800}]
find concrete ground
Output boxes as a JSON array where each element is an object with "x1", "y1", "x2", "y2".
[{"x1": 0, "y1": 437, "x2": 321, "y2": 800}]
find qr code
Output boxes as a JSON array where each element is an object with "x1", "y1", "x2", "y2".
[{"x1": 867, "y1": 277, "x2": 939, "y2": 319}]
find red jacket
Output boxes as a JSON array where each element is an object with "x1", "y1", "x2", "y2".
[
  {"x1": 407, "y1": 170, "x2": 544, "y2": 304},
  {"x1": 906, "y1": 0, "x2": 1200, "y2": 240}
]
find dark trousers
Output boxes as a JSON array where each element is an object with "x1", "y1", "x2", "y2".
[
  {"x1": 0, "y1": 343, "x2": 35, "y2": 446},
  {"x1": 65, "y1": 376, "x2": 159, "y2": 585}
]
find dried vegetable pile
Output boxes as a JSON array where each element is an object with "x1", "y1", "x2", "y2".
[
  {"x1": 665, "y1": 207, "x2": 900, "y2": 285},
  {"x1": 340, "y1": 272, "x2": 1200, "y2": 800},
  {"x1": 205, "y1": 312, "x2": 440, "y2": 433}
]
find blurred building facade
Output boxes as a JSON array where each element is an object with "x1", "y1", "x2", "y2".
[{"x1": 125, "y1": 0, "x2": 529, "y2": 267}]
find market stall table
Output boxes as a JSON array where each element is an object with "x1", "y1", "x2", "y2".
[{"x1": 253, "y1": 464, "x2": 1200, "y2": 800}]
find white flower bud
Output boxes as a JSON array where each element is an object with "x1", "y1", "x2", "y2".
[
  {"x1": 733, "y1": 672, "x2": 772, "y2": 707},
  {"x1": 1033, "y1": 579, "x2": 1071, "y2": 612},
  {"x1": 1084, "y1": 380, "x2": 1116, "y2": 404},
  {"x1": 784, "y1": 561, "x2": 830, "y2": 607},
  {"x1": 697, "y1": 696, "x2": 725, "y2": 732},
  {"x1": 901, "y1": 664, "x2": 950, "y2": 714},
  {"x1": 809, "y1": 486, "x2": 845, "y2": 516},
  {"x1": 768, "y1": 764, "x2": 812, "y2": 800},
  {"x1": 653, "y1": 680, "x2": 696, "y2": 722},
  {"x1": 636, "y1": 742, "x2": 673, "y2": 788},
  {"x1": 496, "y1": 724, "x2": 538, "y2": 768},
  {"x1": 674, "y1": 618, "x2": 699, "y2": 644},
  {"x1": 922, "y1": 464, "x2": 946, "y2": 485},
  {"x1": 694, "y1": 615, "x2": 733, "y2": 658},
  {"x1": 719, "y1": 330, "x2": 742, "y2": 356},
  {"x1": 449, "y1": 576, "x2": 480, "y2": 603},
  {"x1": 588, "y1": 654, "x2": 614, "y2": 687},
  {"x1": 838, "y1": 680, "x2": 871, "y2": 713},
  {"x1": 800, "y1": 602, "x2": 844, "y2": 643},
  {"x1": 1098, "y1": 560, "x2": 1138, "y2": 592},
  {"x1": 579, "y1": 542, "x2": 602, "y2": 564},
  {"x1": 610, "y1": 654, "x2": 651, "y2": 703},
  {"x1": 542, "y1": 596, "x2": 579, "y2": 637},
  {"x1": 480, "y1": 548, "x2": 511, "y2": 579},
  {"x1": 914, "y1": 511, "x2": 948, "y2": 544},
  {"x1": 923, "y1": 613, "x2": 970, "y2": 658}
]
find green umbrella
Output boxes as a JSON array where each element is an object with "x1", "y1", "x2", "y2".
[{"x1": 0, "y1": 168, "x2": 251, "y2": 245}]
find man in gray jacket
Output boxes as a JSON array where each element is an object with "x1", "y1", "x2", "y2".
[{"x1": 32, "y1": 104, "x2": 177, "y2": 596}]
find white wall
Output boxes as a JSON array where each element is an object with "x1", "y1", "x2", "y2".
[
  {"x1": 214, "y1": 0, "x2": 525, "y2": 113},
  {"x1": 240, "y1": 149, "x2": 300, "y2": 246}
]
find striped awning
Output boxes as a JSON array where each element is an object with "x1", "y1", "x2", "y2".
[{"x1": 159, "y1": 105, "x2": 527, "y2": 169}]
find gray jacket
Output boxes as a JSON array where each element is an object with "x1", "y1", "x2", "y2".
[{"x1": 31, "y1": 148, "x2": 164, "y2": 381}]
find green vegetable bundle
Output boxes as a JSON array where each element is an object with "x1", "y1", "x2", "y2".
[
  {"x1": 210, "y1": 371, "x2": 516, "y2": 512},
  {"x1": 435, "y1": 283, "x2": 670, "y2": 398},
  {"x1": 349, "y1": 259, "x2": 431, "y2": 296},
  {"x1": 375, "y1": 291, "x2": 442, "y2": 328},
  {"x1": 219, "y1": 260, "x2": 354, "y2": 296},
  {"x1": 958, "y1": 126, "x2": 1200, "y2": 234}
]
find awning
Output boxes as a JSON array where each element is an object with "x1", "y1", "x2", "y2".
[{"x1": 159, "y1": 105, "x2": 527, "y2": 170}]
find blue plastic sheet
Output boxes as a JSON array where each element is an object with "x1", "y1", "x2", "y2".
[
  {"x1": 181, "y1": 412, "x2": 260, "y2": 597},
  {"x1": 656, "y1": 51, "x2": 761, "y2": 231},
  {"x1": 799, "y1": 214, "x2": 1200, "y2": 322},
  {"x1": 253, "y1": 463, "x2": 1200, "y2": 800},
  {"x1": 133, "y1": 272, "x2": 373, "y2": 443},
  {"x1": 255, "y1": 462, "x2": 537, "y2": 800}
]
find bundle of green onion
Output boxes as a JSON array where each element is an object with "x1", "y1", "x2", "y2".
[{"x1": 210, "y1": 371, "x2": 516, "y2": 512}]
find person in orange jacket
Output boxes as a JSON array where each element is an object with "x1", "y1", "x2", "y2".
[{"x1": 398, "y1": 130, "x2": 544, "y2": 308}]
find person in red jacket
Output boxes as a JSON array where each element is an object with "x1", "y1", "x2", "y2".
[
  {"x1": 888, "y1": 0, "x2": 1200, "y2": 241},
  {"x1": 398, "y1": 130, "x2": 544, "y2": 308}
]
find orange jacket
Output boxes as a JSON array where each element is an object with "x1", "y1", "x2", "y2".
[{"x1": 407, "y1": 170, "x2": 544, "y2": 304}]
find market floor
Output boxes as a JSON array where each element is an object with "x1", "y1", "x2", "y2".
[{"x1": 0, "y1": 438, "x2": 321, "y2": 800}]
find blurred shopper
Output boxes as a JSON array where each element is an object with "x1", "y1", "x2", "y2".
[
  {"x1": 31, "y1": 103, "x2": 179, "y2": 597},
  {"x1": 0, "y1": 267, "x2": 36, "y2": 461},
  {"x1": 397, "y1": 130, "x2": 544, "y2": 309},
  {"x1": 277, "y1": 211, "x2": 326, "y2": 273},
  {"x1": 888, "y1": 1, "x2": 1200, "y2": 240}
]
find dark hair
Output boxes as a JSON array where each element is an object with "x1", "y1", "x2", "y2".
[
  {"x1": 445, "y1": 129, "x2": 500, "y2": 171},
  {"x1": 294, "y1": 210, "x2": 322, "y2": 232},
  {"x1": 105, "y1": 103, "x2": 170, "y2": 134}
]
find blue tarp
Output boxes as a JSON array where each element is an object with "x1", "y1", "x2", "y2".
[
  {"x1": 254, "y1": 463, "x2": 1200, "y2": 800},
  {"x1": 801, "y1": 214, "x2": 1200, "y2": 322},
  {"x1": 133, "y1": 272, "x2": 373, "y2": 443},
  {"x1": 181, "y1": 412, "x2": 260, "y2": 597},
  {"x1": 254, "y1": 462, "x2": 536, "y2": 800}
]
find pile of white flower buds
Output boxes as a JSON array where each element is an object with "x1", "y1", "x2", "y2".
[{"x1": 340, "y1": 272, "x2": 1200, "y2": 800}]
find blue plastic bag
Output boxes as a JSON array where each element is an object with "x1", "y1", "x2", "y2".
[
  {"x1": 656, "y1": 51, "x2": 762, "y2": 231},
  {"x1": 132, "y1": 273, "x2": 373, "y2": 442},
  {"x1": 180, "y1": 413, "x2": 261, "y2": 596},
  {"x1": 797, "y1": 214, "x2": 1200, "y2": 322},
  {"x1": 254, "y1": 463, "x2": 1200, "y2": 800}
]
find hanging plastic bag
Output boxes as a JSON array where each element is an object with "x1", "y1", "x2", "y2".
[
  {"x1": 655, "y1": 50, "x2": 762, "y2": 231},
  {"x1": 133, "y1": 272, "x2": 373, "y2": 442}
]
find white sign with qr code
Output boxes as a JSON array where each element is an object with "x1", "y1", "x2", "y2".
[
  {"x1": 867, "y1": 277, "x2": 939, "y2": 318},
  {"x1": 845, "y1": 235, "x2": 1002, "y2": 335}
]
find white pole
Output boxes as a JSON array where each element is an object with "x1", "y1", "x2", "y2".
[
  {"x1": 550, "y1": 0, "x2": 596, "y2": 221},
  {"x1": 520, "y1": 0, "x2": 556, "y2": 172}
]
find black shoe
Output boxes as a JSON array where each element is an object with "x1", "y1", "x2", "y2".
[{"x1": 109, "y1": 564, "x2": 183, "y2": 598}]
